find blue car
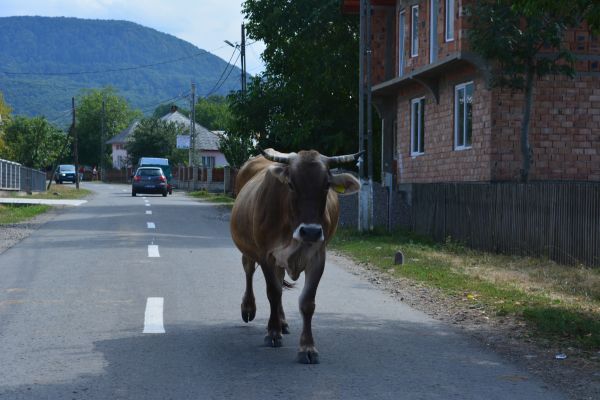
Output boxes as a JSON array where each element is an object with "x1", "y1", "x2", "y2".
[{"x1": 54, "y1": 164, "x2": 77, "y2": 184}]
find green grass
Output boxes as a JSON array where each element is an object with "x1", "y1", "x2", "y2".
[
  {"x1": 11, "y1": 184, "x2": 91, "y2": 199},
  {"x1": 331, "y1": 229, "x2": 600, "y2": 350},
  {"x1": 0, "y1": 204, "x2": 51, "y2": 224},
  {"x1": 188, "y1": 190, "x2": 235, "y2": 208}
]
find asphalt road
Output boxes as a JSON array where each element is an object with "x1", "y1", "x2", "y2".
[{"x1": 0, "y1": 183, "x2": 566, "y2": 399}]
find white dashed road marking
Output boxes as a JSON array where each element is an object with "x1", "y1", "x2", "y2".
[
  {"x1": 145, "y1": 203, "x2": 150, "y2": 207},
  {"x1": 146, "y1": 210, "x2": 152, "y2": 215},
  {"x1": 147, "y1": 222, "x2": 156, "y2": 229},
  {"x1": 143, "y1": 297, "x2": 165, "y2": 333},
  {"x1": 148, "y1": 245, "x2": 160, "y2": 258}
]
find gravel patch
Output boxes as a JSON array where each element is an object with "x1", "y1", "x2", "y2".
[{"x1": 0, "y1": 208, "x2": 60, "y2": 254}]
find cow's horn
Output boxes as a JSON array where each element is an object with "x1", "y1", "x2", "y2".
[
  {"x1": 262, "y1": 148, "x2": 297, "y2": 164},
  {"x1": 326, "y1": 150, "x2": 365, "y2": 165}
]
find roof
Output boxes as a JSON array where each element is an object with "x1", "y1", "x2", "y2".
[
  {"x1": 106, "y1": 120, "x2": 139, "y2": 144},
  {"x1": 160, "y1": 110, "x2": 221, "y2": 151},
  {"x1": 104, "y1": 111, "x2": 222, "y2": 151}
]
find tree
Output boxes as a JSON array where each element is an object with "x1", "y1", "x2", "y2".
[
  {"x1": 0, "y1": 91, "x2": 12, "y2": 155},
  {"x1": 76, "y1": 87, "x2": 140, "y2": 167},
  {"x1": 125, "y1": 118, "x2": 180, "y2": 166},
  {"x1": 2, "y1": 116, "x2": 68, "y2": 169},
  {"x1": 468, "y1": 0, "x2": 600, "y2": 182},
  {"x1": 194, "y1": 95, "x2": 231, "y2": 130},
  {"x1": 231, "y1": 0, "x2": 359, "y2": 156},
  {"x1": 218, "y1": 131, "x2": 254, "y2": 169}
]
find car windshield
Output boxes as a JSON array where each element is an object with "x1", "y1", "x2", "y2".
[
  {"x1": 60, "y1": 165, "x2": 75, "y2": 172},
  {"x1": 137, "y1": 169, "x2": 162, "y2": 176}
]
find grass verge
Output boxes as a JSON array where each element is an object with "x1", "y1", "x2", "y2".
[
  {"x1": 12, "y1": 184, "x2": 92, "y2": 199},
  {"x1": 0, "y1": 204, "x2": 51, "y2": 224},
  {"x1": 188, "y1": 190, "x2": 235, "y2": 208},
  {"x1": 1, "y1": 184, "x2": 91, "y2": 224},
  {"x1": 331, "y1": 228, "x2": 600, "y2": 351}
]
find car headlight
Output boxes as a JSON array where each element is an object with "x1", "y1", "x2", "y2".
[{"x1": 60, "y1": 173, "x2": 66, "y2": 176}]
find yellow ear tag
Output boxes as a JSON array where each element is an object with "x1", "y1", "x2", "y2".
[{"x1": 333, "y1": 184, "x2": 346, "y2": 194}]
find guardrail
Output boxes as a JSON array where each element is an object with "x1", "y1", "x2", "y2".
[{"x1": 0, "y1": 158, "x2": 47, "y2": 192}]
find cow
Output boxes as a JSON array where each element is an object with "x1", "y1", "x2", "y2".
[{"x1": 230, "y1": 148, "x2": 361, "y2": 364}]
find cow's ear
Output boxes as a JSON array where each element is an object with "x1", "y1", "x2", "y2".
[
  {"x1": 330, "y1": 173, "x2": 360, "y2": 195},
  {"x1": 268, "y1": 164, "x2": 290, "y2": 185}
]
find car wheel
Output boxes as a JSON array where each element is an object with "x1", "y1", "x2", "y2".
[
  {"x1": 58, "y1": 180, "x2": 62, "y2": 184},
  {"x1": 132, "y1": 191, "x2": 136, "y2": 197},
  {"x1": 162, "y1": 191, "x2": 167, "y2": 197}
]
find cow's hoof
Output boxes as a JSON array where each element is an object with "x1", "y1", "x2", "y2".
[
  {"x1": 264, "y1": 334, "x2": 283, "y2": 348},
  {"x1": 297, "y1": 350, "x2": 320, "y2": 364},
  {"x1": 241, "y1": 303, "x2": 256, "y2": 323},
  {"x1": 282, "y1": 322, "x2": 290, "y2": 334}
]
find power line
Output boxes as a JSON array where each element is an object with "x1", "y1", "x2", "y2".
[
  {"x1": 204, "y1": 52, "x2": 241, "y2": 98},
  {"x1": 0, "y1": 43, "x2": 236, "y2": 77},
  {"x1": 202, "y1": 47, "x2": 239, "y2": 98}
]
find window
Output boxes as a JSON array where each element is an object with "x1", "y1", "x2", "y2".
[
  {"x1": 398, "y1": 10, "x2": 406, "y2": 76},
  {"x1": 445, "y1": 0, "x2": 454, "y2": 42},
  {"x1": 430, "y1": 0, "x2": 438, "y2": 63},
  {"x1": 201, "y1": 156, "x2": 215, "y2": 168},
  {"x1": 454, "y1": 82, "x2": 473, "y2": 149},
  {"x1": 411, "y1": 97, "x2": 425, "y2": 155},
  {"x1": 411, "y1": 5, "x2": 419, "y2": 57}
]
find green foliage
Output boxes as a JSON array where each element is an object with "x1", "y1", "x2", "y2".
[
  {"x1": 1, "y1": 116, "x2": 68, "y2": 168},
  {"x1": 467, "y1": 0, "x2": 596, "y2": 89},
  {"x1": 125, "y1": 118, "x2": 179, "y2": 166},
  {"x1": 218, "y1": 131, "x2": 254, "y2": 168},
  {"x1": 231, "y1": 0, "x2": 359, "y2": 156},
  {"x1": 194, "y1": 95, "x2": 231, "y2": 130},
  {"x1": 76, "y1": 87, "x2": 140, "y2": 166},
  {"x1": 0, "y1": 16, "x2": 242, "y2": 118},
  {"x1": 0, "y1": 91, "x2": 12, "y2": 154},
  {"x1": 0, "y1": 204, "x2": 50, "y2": 225}
]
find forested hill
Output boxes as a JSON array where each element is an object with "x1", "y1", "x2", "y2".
[{"x1": 0, "y1": 16, "x2": 242, "y2": 122}]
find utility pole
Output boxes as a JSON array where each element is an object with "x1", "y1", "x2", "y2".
[
  {"x1": 358, "y1": 0, "x2": 373, "y2": 231},
  {"x1": 73, "y1": 97, "x2": 80, "y2": 190},
  {"x1": 190, "y1": 81, "x2": 197, "y2": 163},
  {"x1": 241, "y1": 23, "x2": 247, "y2": 94},
  {"x1": 100, "y1": 99, "x2": 106, "y2": 182}
]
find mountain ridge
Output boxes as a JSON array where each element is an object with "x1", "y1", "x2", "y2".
[{"x1": 0, "y1": 16, "x2": 242, "y2": 123}]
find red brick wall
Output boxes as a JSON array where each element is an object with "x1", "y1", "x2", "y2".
[
  {"x1": 491, "y1": 75, "x2": 600, "y2": 181},
  {"x1": 395, "y1": 67, "x2": 493, "y2": 183},
  {"x1": 371, "y1": 7, "x2": 391, "y2": 85}
]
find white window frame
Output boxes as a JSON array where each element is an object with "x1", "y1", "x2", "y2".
[
  {"x1": 411, "y1": 97, "x2": 425, "y2": 156},
  {"x1": 445, "y1": 0, "x2": 455, "y2": 42},
  {"x1": 454, "y1": 81, "x2": 473, "y2": 150},
  {"x1": 430, "y1": 0, "x2": 438, "y2": 63},
  {"x1": 411, "y1": 5, "x2": 419, "y2": 57},
  {"x1": 398, "y1": 10, "x2": 406, "y2": 76}
]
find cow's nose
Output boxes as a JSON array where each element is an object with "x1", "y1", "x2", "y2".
[{"x1": 299, "y1": 225, "x2": 323, "y2": 242}]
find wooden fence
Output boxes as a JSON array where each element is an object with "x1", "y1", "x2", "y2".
[{"x1": 409, "y1": 182, "x2": 600, "y2": 267}]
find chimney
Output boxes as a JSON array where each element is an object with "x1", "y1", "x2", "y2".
[{"x1": 170, "y1": 105, "x2": 178, "y2": 113}]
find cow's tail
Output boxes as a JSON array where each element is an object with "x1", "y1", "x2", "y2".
[{"x1": 283, "y1": 279, "x2": 296, "y2": 290}]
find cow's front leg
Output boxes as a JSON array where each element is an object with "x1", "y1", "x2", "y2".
[
  {"x1": 275, "y1": 266, "x2": 290, "y2": 334},
  {"x1": 261, "y1": 263, "x2": 283, "y2": 347},
  {"x1": 241, "y1": 255, "x2": 256, "y2": 323},
  {"x1": 297, "y1": 253, "x2": 325, "y2": 364}
]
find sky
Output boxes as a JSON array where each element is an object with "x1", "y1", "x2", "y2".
[{"x1": 0, "y1": 0, "x2": 265, "y2": 74}]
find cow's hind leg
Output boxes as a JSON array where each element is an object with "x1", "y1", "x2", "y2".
[
  {"x1": 275, "y1": 267, "x2": 290, "y2": 334},
  {"x1": 261, "y1": 263, "x2": 283, "y2": 347},
  {"x1": 297, "y1": 252, "x2": 325, "y2": 364},
  {"x1": 241, "y1": 255, "x2": 257, "y2": 323}
]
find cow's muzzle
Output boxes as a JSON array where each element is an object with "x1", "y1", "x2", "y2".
[{"x1": 293, "y1": 223, "x2": 324, "y2": 243}]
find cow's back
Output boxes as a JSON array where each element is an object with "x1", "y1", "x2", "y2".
[{"x1": 234, "y1": 155, "x2": 272, "y2": 195}]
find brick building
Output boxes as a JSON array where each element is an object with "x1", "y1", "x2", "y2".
[{"x1": 343, "y1": 0, "x2": 600, "y2": 184}]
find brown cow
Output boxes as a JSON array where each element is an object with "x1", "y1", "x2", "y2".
[{"x1": 230, "y1": 148, "x2": 361, "y2": 364}]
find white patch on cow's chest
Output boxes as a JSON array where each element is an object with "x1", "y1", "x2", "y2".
[{"x1": 269, "y1": 241, "x2": 323, "y2": 281}]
